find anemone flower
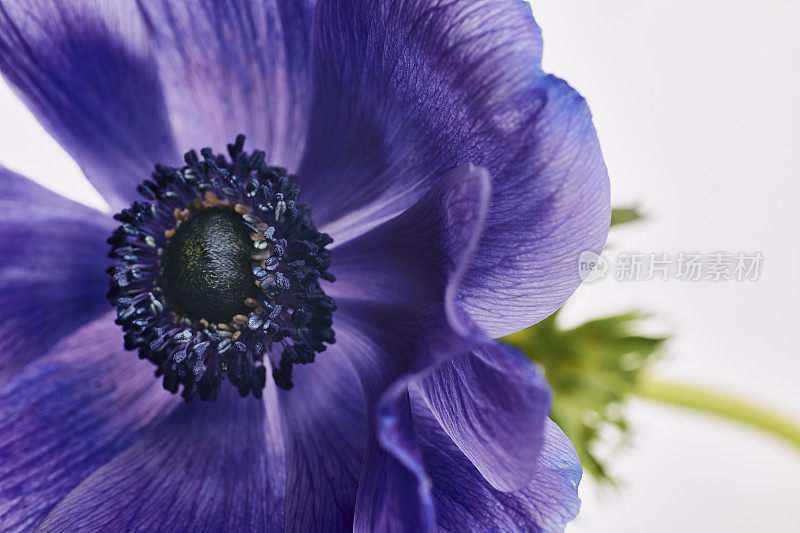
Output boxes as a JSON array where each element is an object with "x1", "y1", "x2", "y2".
[{"x1": 0, "y1": 1, "x2": 609, "y2": 531}]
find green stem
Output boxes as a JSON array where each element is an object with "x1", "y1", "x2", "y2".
[{"x1": 635, "y1": 379, "x2": 800, "y2": 451}]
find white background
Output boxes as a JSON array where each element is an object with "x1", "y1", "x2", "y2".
[{"x1": 0, "y1": 1, "x2": 798, "y2": 531}]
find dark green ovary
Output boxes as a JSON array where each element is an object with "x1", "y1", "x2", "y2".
[{"x1": 162, "y1": 207, "x2": 258, "y2": 324}]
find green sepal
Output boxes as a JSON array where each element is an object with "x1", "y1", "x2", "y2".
[{"x1": 503, "y1": 310, "x2": 666, "y2": 483}]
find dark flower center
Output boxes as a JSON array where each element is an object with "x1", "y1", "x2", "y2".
[
  {"x1": 161, "y1": 207, "x2": 258, "y2": 324},
  {"x1": 107, "y1": 135, "x2": 336, "y2": 401}
]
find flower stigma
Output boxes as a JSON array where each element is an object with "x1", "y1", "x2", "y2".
[{"x1": 107, "y1": 136, "x2": 336, "y2": 401}]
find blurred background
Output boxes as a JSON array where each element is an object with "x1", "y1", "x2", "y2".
[{"x1": 0, "y1": 1, "x2": 798, "y2": 531}]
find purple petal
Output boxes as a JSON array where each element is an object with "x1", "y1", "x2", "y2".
[
  {"x1": 38, "y1": 385, "x2": 284, "y2": 531},
  {"x1": 298, "y1": 0, "x2": 541, "y2": 235},
  {"x1": 276, "y1": 294, "x2": 473, "y2": 531},
  {"x1": 327, "y1": 163, "x2": 490, "y2": 311},
  {"x1": 0, "y1": 1, "x2": 179, "y2": 210},
  {"x1": 137, "y1": 0, "x2": 314, "y2": 167},
  {"x1": 284, "y1": 296, "x2": 481, "y2": 530},
  {"x1": 417, "y1": 343, "x2": 551, "y2": 491},
  {"x1": 0, "y1": 313, "x2": 179, "y2": 531},
  {"x1": 414, "y1": 407, "x2": 582, "y2": 532},
  {"x1": 458, "y1": 75, "x2": 611, "y2": 337},
  {"x1": 276, "y1": 324, "x2": 367, "y2": 531},
  {"x1": 357, "y1": 364, "x2": 580, "y2": 532},
  {"x1": 328, "y1": 162, "x2": 495, "y2": 393},
  {"x1": 301, "y1": 0, "x2": 609, "y2": 332},
  {"x1": 333, "y1": 299, "x2": 447, "y2": 398},
  {"x1": 0, "y1": 167, "x2": 113, "y2": 385},
  {"x1": 354, "y1": 383, "x2": 434, "y2": 533},
  {"x1": 328, "y1": 165, "x2": 495, "y2": 529}
]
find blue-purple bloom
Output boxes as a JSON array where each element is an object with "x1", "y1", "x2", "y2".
[{"x1": 0, "y1": 0, "x2": 609, "y2": 531}]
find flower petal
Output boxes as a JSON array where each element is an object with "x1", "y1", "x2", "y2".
[
  {"x1": 299, "y1": 0, "x2": 541, "y2": 235},
  {"x1": 415, "y1": 409, "x2": 582, "y2": 532},
  {"x1": 328, "y1": 162, "x2": 495, "y2": 393},
  {"x1": 356, "y1": 364, "x2": 581, "y2": 532},
  {"x1": 0, "y1": 1, "x2": 179, "y2": 210},
  {"x1": 459, "y1": 75, "x2": 611, "y2": 337},
  {"x1": 277, "y1": 284, "x2": 482, "y2": 528},
  {"x1": 275, "y1": 162, "x2": 491, "y2": 530},
  {"x1": 0, "y1": 168, "x2": 113, "y2": 386},
  {"x1": 302, "y1": 0, "x2": 609, "y2": 332},
  {"x1": 416, "y1": 343, "x2": 551, "y2": 491},
  {"x1": 38, "y1": 385, "x2": 284, "y2": 532},
  {"x1": 354, "y1": 382, "x2": 434, "y2": 533},
  {"x1": 0, "y1": 313, "x2": 178, "y2": 531},
  {"x1": 327, "y1": 163, "x2": 490, "y2": 310},
  {"x1": 276, "y1": 321, "x2": 367, "y2": 531},
  {"x1": 136, "y1": 0, "x2": 315, "y2": 167},
  {"x1": 330, "y1": 164, "x2": 495, "y2": 530}
]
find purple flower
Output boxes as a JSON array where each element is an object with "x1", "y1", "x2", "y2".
[{"x1": 0, "y1": 0, "x2": 609, "y2": 531}]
